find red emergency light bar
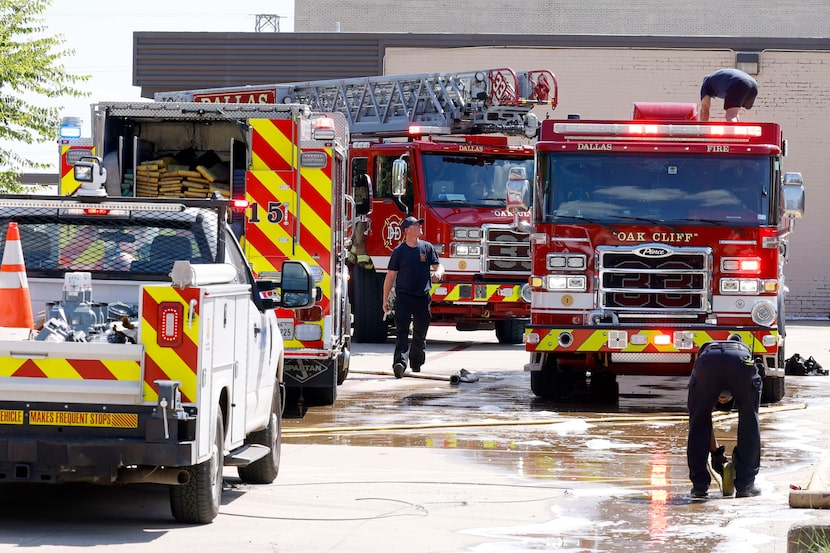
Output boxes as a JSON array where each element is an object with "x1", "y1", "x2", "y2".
[{"x1": 552, "y1": 122, "x2": 763, "y2": 139}]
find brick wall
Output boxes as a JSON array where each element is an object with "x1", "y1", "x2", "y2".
[
  {"x1": 383, "y1": 47, "x2": 830, "y2": 318},
  {"x1": 296, "y1": 0, "x2": 830, "y2": 37}
]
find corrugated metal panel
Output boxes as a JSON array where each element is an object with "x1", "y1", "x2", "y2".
[
  {"x1": 134, "y1": 32, "x2": 384, "y2": 98},
  {"x1": 134, "y1": 32, "x2": 830, "y2": 98}
]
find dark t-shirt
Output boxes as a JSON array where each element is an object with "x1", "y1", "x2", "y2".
[
  {"x1": 700, "y1": 69, "x2": 759, "y2": 110},
  {"x1": 389, "y1": 239, "x2": 439, "y2": 297}
]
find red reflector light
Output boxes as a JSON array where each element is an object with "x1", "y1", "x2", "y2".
[
  {"x1": 295, "y1": 306, "x2": 323, "y2": 322},
  {"x1": 83, "y1": 208, "x2": 110, "y2": 215},
  {"x1": 157, "y1": 302, "x2": 183, "y2": 347}
]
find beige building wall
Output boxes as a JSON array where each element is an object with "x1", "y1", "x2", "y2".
[
  {"x1": 296, "y1": 0, "x2": 830, "y2": 37},
  {"x1": 385, "y1": 47, "x2": 829, "y2": 318}
]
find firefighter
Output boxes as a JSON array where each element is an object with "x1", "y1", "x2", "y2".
[
  {"x1": 687, "y1": 339, "x2": 762, "y2": 498},
  {"x1": 699, "y1": 68, "x2": 758, "y2": 122},
  {"x1": 382, "y1": 216, "x2": 443, "y2": 379}
]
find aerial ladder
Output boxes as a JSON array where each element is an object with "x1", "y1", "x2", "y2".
[{"x1": 154, "y1": 68, "x2": 558, "y2": 137}]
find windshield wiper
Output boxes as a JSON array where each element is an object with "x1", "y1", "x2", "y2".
[
  {"x1": 672, "y1": 218, "x2": 749, "y2": 234},
  {"x1": 551, "y1": 214, "x2": 618, "y2": 233},
  {"x1": 607, "y1": 214, "x2": 684, "y2": 234}
]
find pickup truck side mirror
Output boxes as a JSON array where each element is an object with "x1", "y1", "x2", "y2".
[{"x1": 257, "y1": 260, "x2": 315, "y2": 310}]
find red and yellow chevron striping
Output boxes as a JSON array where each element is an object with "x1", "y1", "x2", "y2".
[
  {"x1": 141, "y1": 286, "x2": 201, "y2": 403},
  {"x1": 430, "y1": 283, "x2": 522, "y2": 303},
  {"x1": 529, "y1": 328, "x2": 778, "y2": 354}
]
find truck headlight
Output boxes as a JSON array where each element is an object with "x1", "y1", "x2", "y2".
[
  {"x1": 720, "y1": 278, "x2": 760, "y2": 294},
  {"x1": 545, "y1": 274, "x2": 586, "y2": 291},
  {"x1": 451, "y1": 243, "x2": 481, "y2": 257}
]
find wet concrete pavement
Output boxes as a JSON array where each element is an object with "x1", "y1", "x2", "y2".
[
  {"x1": 2, "y1": 322, "x2": 830, "y2": 552},
  {"x1": 278, "y1": 321, "x2": 830, "y2": 552}
]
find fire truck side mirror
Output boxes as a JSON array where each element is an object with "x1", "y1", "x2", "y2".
[
  {"x1": 781, "y1": 172, "x2": 805, "y2": 218},
  {"x1": 506, "y1": 166, "x2": 530, "y2": 213},
  {"x1": 354, "y1": 173, "x2": 373, "y2": 215},
  {"x1": 392, "y1": 158, "x2": 408, "y2": 197}
]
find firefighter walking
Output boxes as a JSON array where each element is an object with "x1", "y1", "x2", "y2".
[
  {"x1": 687, "y1": 339, "x2": 763, "y2": 498},
  {"x1": 382, "y1": 216, "x2": 443, "y2": 379}
]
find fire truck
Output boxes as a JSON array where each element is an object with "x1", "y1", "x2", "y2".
[
  {"x1": 59, "y1": 103, "x2": 352, "y2": 406},
  {"x1": 155, "y1": 68, "x2": 558, "y2": 344},
  {"x1": 0, "y1": 167, "x2": 315, "y2": 523},
  {"x1": 516, "y1": 102, "x2": 805, "y2": 403}
]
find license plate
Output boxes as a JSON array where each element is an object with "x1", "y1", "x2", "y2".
[{"x1": 278, "y1": 320, "x2": 294, "y2": 341}]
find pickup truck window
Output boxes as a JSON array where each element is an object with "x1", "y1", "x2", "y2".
[{"x1": 0, "y1": 207, "x2": 221, "y2": 280}]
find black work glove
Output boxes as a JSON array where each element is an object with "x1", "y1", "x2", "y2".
[{"x1": 711, "y1": 445, "x2": 727, "y2": 477}]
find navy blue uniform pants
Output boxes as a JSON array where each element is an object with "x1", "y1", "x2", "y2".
[
  {"x1": 393, "y1": 293, "x2": 431, "y2": 370},
  {"x1": 687, "y1": 342, "x2": 762, "y2": 493}
]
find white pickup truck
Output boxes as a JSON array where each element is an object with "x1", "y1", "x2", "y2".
[{"x1": 0, "y1": 182, "x2": 313, "y2": 523}]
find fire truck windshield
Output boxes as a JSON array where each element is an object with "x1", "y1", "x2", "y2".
[
  {"x1": 423, "y1": 153, "x2": 534, "y2": 207},
  {"x1": 539, "y1": 153, "x2": 772, "y2": 225}
]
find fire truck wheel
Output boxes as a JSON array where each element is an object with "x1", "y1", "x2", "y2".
[
  {"x1": 170, "y1": 411, "x2": 224, "y2": 524},
  {"x1": 337, "y1": 346, "x2": 350, "y2": 385},
  {"x1": 352, "y1": 265, "x2": 387, "y2": 343},
  {"x1": 589, "y1": 372, "x2": 620, "y2": 404},
  {"x1": 238, "y1": 383, "x2": 282, "y2": 484},
  {"x1": 495, "y1": 318, "x2": 528, "y2": 344},
  {"x1": 761, "y1": 376, "x2": 785, "y2": 403},
  {"x1": 530, "y1": 357, "x2": 574, "y2": 399}
]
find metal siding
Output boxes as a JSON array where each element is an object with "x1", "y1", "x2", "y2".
[
  {"x1": 134, "y1": 32, "x2": 830, "y2": 99},
  {"x1": 134, "y1": 33, "x2": 384, "y2": 97}
]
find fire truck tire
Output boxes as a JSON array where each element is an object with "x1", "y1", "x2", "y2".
[
  {"x1": 761, "y1": 376, "x2": 785, "y2": 403},
  {"x1": 495, "y1": 318, "x2": 528, "y2": 344},
  {"x1": 352, "y1": 265, "x2": 387, "y2": 343},
  {"x1": 530, "y1": 357, "x2": 574, "y2": 399},
  {"x1": 589, "y1": 372, "x2": 620, "y2": 404},
  {"x1": 238, "y1": 383, "x2": 282, "y2": 484},
  {"x1": 337, "y1": 346, "x2": 350, "y2": 385},
  {"x1": 170, "y1": 411, "x2": 224, "y2": 524}
]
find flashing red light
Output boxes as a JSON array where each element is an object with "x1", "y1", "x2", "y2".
[
  {"x1": 653, "y1": 334, "x2": 671, "y2": 346},
  {"x1": 157, "y1": 302, "x2": 183, "y2": 348},
  {"x1": 232, "y1": 199, "x2": 249, "y2": 210},
  {"x1": 83, "y1": 208, "x2": 110, "y2": 215}
]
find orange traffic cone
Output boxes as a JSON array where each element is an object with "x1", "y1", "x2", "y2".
[{"x1": 0, "y1": 222, "x2": 34, "y2": 332}]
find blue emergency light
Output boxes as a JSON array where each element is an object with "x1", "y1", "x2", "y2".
[{"x1": 59, "y1": 116, "x2": 83, "y2": 139}]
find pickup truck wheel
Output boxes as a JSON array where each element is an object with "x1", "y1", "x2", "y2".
[
  {"x1": 238, "y1": 384, "x2": 282, "y2": 484},
  {"x1": 495, "y1": 318, "x2": 527, "y2": 344},
  {"x1": 170, "y1": 412, "x2": 224, "y2": 524},
  {"x1": 352, "y1": 265, "x2": 386, "y2": 343}
]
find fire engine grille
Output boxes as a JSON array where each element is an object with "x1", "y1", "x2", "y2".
[
  {"x1": 482, "y1": 225, "x2": 531, "y2": 275},
  {"x1": 598, "y1": 245, "x2": 711, "y2": 313}
]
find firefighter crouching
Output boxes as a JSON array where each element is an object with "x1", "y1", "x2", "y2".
[{"x1": 687, "y1": 339, "x2": 762, "y2": 498}]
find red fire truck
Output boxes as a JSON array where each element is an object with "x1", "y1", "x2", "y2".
[
  {"x1": 156, "y1": 68, "x2": 558, "y2": 344},
  {"x1": 516, "y1": 102, "x2": 805, "y2": 403}
]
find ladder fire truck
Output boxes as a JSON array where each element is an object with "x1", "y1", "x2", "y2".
[
  {"x1": 59, "y1": 103, "x2": 352, "y2": 407},
  {"x1": 512, "y1": 102, "x2": 805, "y2": 403},
  {"x1": 155, "y1": 68, "x2": 558, "y2": 344}
]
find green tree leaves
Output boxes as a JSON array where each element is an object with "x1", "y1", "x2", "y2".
[{"x1": 0, "y1": 0, "x2": 89, "y2": 191}]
